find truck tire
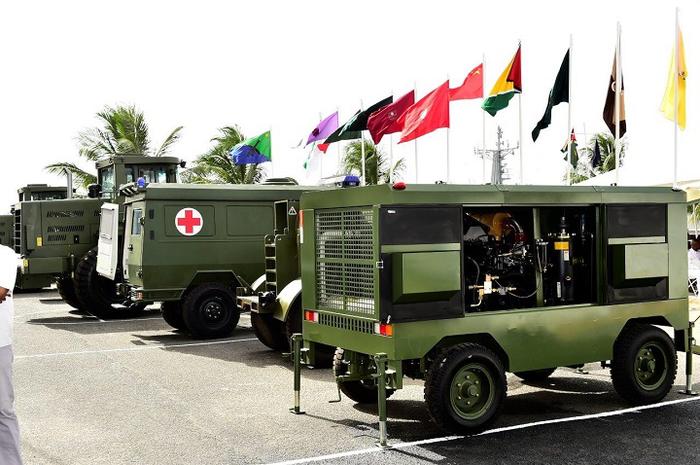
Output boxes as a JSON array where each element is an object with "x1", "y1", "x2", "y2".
[
  {"x1": 251, "y1": 312, "x2": 287, "y2": 351},
  {"x1": 514, "y1": 367, "x2": 556, "y2": 382},
  {"x1": 73, "y1": 247, "x2": 144, "y2": 319},
  {"x1": 161, "y1": 301, "x2": 185, "y2": 330},
  {"x1": 333, "y1": 348, "x2": 395, "y2": 404},
  {"x1": 611, "y1": 323, "x2": 677, "y2": 405},
  {"x1": 285, "y1": 302, "x2": 334, "y2": 367},
  {"x1": 182, "y1": 283, "x2": 240, "y2": 339},
  {"x1": 56, "y1": 276, "x2": 84, "y2": 311},
  {"x1": 425, "y1": 343, "x2": 506, "y2": 433}
]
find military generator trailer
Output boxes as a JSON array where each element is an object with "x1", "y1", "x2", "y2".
[
  {"x1": 292, "y1": 183, "x2": 694, "y2": 445},
  {"x1": 14, "y1": 155, "x2": 181, "y2": 315},
  {"x1": 103, "y1": 182, "x2": 325, "y2": 339}
]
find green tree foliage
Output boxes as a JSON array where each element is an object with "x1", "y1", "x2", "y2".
[
  {"x1": 571, "y1": 132, "x2": 627, "y2": 184},
  {"x1": 181, "y1": 126, "x2": 264, "y2": 184},
  {"x1": 46, "y1": 105, "x2": 183, "y2": 188},
  {"x1": 342, "y1": 139, "x2": 404, "y2": 185}
]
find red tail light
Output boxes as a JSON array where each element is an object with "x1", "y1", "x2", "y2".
[
  {"x1": 304, "y1": 310, "x2": 318, "y2": 323},
  {"x1": 374, "y1": 323, "x2": 393, "y2": 337},
  {"x1": 392, "y1": 182, "x2": 406, "y2": 190}
]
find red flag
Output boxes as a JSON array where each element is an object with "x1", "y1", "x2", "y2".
[
  {"x1": 507, "y1": 45, "x2": 522, "y2": 91},
  {"x1": 449, "y1": 63, "x2": 483, "y2": 100},
  {"x1": 367, "y1": 90, "x2": 415, "y2": 144},
  {"x1": 318, "y1": 143, "x2": 330, "y2": 153},
  {"x1": 398, "y1": 81, "x2": 450, "y2": 144}
]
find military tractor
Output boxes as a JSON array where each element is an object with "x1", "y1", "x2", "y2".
[
  {"x1": 14, "y1": 155, "x2": 181, "y2": 314},
  {"x1": 0, "y1": 215, "x2": 14, "y2": 249},
  {"x1": 1, "y1": 185, "x2": 68, "y2": 249},
  {"x1": 100, "y1": 180, "x2": 325, "y2": 338},
  {"x1": 292, "y1": 183, "x2": 696, "y2": 445}
]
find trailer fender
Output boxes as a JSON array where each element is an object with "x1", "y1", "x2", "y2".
[
  {"x1": 250, "y1": 274, "x2": 266, "y2": 293},
  {"x1": 186, "y1": 271, "x2": 240, "y2": 296},
  {"x1": 275, "y1": 278, "x2": 302, "y2": 322}
]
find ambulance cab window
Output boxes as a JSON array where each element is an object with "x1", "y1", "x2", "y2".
[
  {"x1": 131, "y1": 209, "x2": 143, "y2": 235},
  {"x1": 125, "y1": 167, "x2": 135, "y2": 184}
]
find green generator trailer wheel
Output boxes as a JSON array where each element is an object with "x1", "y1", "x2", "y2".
[
  {"x1": 251, "y1": 312, "x2": 287, "y2": 351},
  {"x1": 514, "y1": 367, "x2": 556, "y2": 382},
  {"x1": 425, "y1": 343, "x2": 506, "y2": 433},
  {"x1": 182, "y1": 283, "x2": 240, "y2": 339},
  {"x1": 56, "y1": 276, "x2": 84, "y2": 311},
  {"x1": 333, "y1": 348, "x2": 395, "y2": 404},
  {"x1": 161, "y1": 301, "x2": 186, "y2": 330},
  {"x1": 611, "y1": 324, "x2": 677, "y2": 405}
]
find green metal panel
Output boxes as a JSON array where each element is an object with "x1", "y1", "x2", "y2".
[
  {"x1": 0, "y1": 215, "x2": 12, "y2": 248},
  {"x1": 392, "y1": 251, "x2": 461, "y2": 303},
  {"x1": 611, "y1": 243, "x2": 668, "y2": 284}
]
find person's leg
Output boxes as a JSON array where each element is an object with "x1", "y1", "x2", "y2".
[{"x1": 0, "y1": 345, "x2": 22, "y2": 465}]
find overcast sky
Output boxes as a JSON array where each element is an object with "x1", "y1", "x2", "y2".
[{"x1": 1, "y1": 0, "x2": 698, "y2": 211}]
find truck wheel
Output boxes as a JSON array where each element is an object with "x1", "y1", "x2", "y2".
[
  {"x1": 251, "y1": 312, "x2": 287, "y2": 350},
  {"x1": 73, "y1": 247, "x2": 141, "y2": 319},
  {"x1": 514, "y1": 367, "x2": 556, "y2": 382},
  {"x1": 161, "y1": 301, "x2": 185, "y2": 330},
  {"x1": 56, "y1": 276, "x2": 84, "y2": 311},
  {"x1": 285, "y1": 302, "x2": 334, "y2": 367},
  {"x1": 182, "y1": 283, "x2": 240, "y2": 339},
  {"x1": 333, "y1": 348, "x2": 395, "y2": 404},
  {"x1": 611, "y1": 324, "x2": 677, "y2": 405},
  {"x1": 425, "y1": 343, "x2": 506, "y2": 433}
]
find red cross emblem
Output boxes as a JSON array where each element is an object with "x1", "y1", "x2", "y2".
[{"x1": 175, "y1": 208, "x2": 203, "y2": 236}]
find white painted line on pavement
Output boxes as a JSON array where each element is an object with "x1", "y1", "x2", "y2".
[
  {"x1": 263, "y1": 396, "x2": 700, "y2": 465},
  {"x1": 21, "y1": 317, "x2": 164, "y2": 325},
  {"x1": 15, "y1": 337, "x2": 259, "y2": 360}
]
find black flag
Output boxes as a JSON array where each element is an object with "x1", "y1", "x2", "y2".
[
  {"x1": 532, "y1": 50, "x2": 569, "y2": 142},
  {"x1": 591, "y1": 139, "x2": 602, "y2": 168},
  {"x1": 602, "y1": 55, "x2": 627, "y2": 137}
]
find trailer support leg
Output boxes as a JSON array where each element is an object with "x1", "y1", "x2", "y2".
[
  {"x1": 290, "y1": 333, "x2": 306, "y2": 414},
  {"x1": 374, "y1": 353, "x2": 389, "y2": 448},
  {"x1": 679, "y1": 322, "x2": 698, "y2": 396}
]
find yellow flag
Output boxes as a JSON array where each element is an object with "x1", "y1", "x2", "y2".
[{"x1": 660, "y1": 29, "x2": 687, "y2": 129}]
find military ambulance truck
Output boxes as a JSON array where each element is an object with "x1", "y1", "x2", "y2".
[
  {"x1": 14, "y1": 155, "x2": 181, "y2": 313},
  {"x1": 102, "y1": 182, "x2": 323, "y2": 338},
  {"x1": 292, "y1": 183, "x2": 693, "y2": 443}
]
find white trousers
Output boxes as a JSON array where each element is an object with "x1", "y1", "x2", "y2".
[{"x1": 0, "y1": 345, "x2": 22, "y2": 465}]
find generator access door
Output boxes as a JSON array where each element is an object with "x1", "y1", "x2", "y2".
[
  {"x1": 378, "y1": 206, "x2": 463, "y2": 323},
  {"x1": 96, "y1": 203, "x2": 120, "y2": 280}
]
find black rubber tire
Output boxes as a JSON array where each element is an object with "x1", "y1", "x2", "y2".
[
  {"x1": 611, "y1": 324, "x2": 677, "y2": 405},
  {"x1": 514, "y1": 367, "x2": 556, "y2": 382},
  {"x1": 182, "y1": 283, "x2": 240, "y2": 339},
  {"x1": 333, "y1": 348, "x2": 395, "y2": 404},
  {"x1": 57, "y1": 276, "x2": 84, "y2": 311},
  {"x1": 251, "y1": 312, "x2": 288, "y2": 350},
  {"x1": 73, "y1": 247, "x2": 143, "y2": 319},
  {"x1": 284, "y1": 302, "x2": 334, "y2": 367},
  {"x1": 161, "y1": 301, "x2": 186, "y2": 330},
  {"x1": 424, "y1": 343, "x2": 507, "y2": 433}
]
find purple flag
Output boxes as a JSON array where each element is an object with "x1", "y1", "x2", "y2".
[{"x1": 305, "y1": 112, "x2": 339, "y2": 146}]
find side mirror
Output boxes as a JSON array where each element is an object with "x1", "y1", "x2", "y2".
[
  {"x1": 87, "y1": 184, "x2": 102, "y2": 199},
  {"x1": 179, "y1": 160, "x2": 187, "y2": 168}
]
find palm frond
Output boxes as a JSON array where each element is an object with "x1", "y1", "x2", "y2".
[
  {"x1": 154, "y1": 126, "x2": 184, "y2": 157},
  {"x1": 45, "y1": 162, "x2": 97, "y2": 189}
]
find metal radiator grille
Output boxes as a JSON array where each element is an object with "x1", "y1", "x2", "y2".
[
  {"x1": 315, "y1": 208, "x2": 375, "y2": 316},
  {"x1": 318, "y1": 312, "x2": 374, "y2": 334}
]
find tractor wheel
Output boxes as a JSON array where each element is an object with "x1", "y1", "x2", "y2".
[
  {"x1": 161, "y1": 301, "x2": 185, "y2": 330},
  {"x1": 611, "y1": 324, "x2": 677, "y2": 405},
  {"x1": 56, "y1": 276, "x2": 84, "y2": 311},
  {"x1": 182, "y1": 283, "x2": 240, "y2": 339},
  {"x1": 333, "y1": 348, "x2": 395, "y2": 404},
  {"x1": 285, "y1": 302, "x2": 334, "y2": 367},
  {"x1": 514, "y1": 367, "x2": 556, "y2": 382},
  {"x1": 73, "y1": 247, "x2": 145, "y2": 319},
  {"x1": 424, "y1": 343, "x2": 506, "y2": 433},
  {"x1": 251, "y1": 312, "x2": 287, "y2": 351}
]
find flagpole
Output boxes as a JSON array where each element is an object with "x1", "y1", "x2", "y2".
[
  {"x1": 414, "y1": 81, "x2": 419, "y2": 183},
  {"x1": 389, "y1": 89, "x2": 395, "y2": 184},
  {"x1": 446, "y1": 74, "x2": 450, "y2": 184},
  {"x1": 269, "y1": 125, "x2": 274, "y2": 178},
  {"x1": 359, "y1": 99, "x2": 367, "y2": 186},
  {"x1": 318, "y1": 112, "x2": 323, "y2": 181},
  {"x1": 482, "y1": 53, "x2": 487, "y2": 184},
  {"x1": 614, "y1": 22, "x2": 621, "y2": 186},
  {"x1": 518, "y1": 42, "x2": 524, "y2": 185},
  {"x1": 567, "y1": 34, "x2": 573, "y2": 186},
  {"x1": 673, "y1": 7, "x2": 679, "y2": 188},
  {"x1": 336, "y1": 106, "x2": 342, "y2": 178}
]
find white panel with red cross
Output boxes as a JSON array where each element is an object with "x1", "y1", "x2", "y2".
[{"x1": 175, "y1": 208, "x2": 204, "y2": 236}]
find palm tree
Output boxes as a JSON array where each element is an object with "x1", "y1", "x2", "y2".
[
  {"x1": 181, "y1": 126, "x2": 264, "y2": 184},
  {"x1": 342, "y1": 140, "x2": 404, "y2": 185},
  {"x1": 573, "y1": 132, "x2": 627, "y2": 183},
  {"x1": 45, "y1": 105, "x2": 183, "y2": 188}
]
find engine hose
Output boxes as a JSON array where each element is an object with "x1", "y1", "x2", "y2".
[
  {"x1": 465, "y1": 256, "x2": 480, "y2": 285},
  {"x1": 494, "y1": 279, "x2": 538, "y2": 299}
]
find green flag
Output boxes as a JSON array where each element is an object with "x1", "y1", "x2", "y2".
[{"x1": 532, "y1": 50, "x2": 569, "y2": 142}]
